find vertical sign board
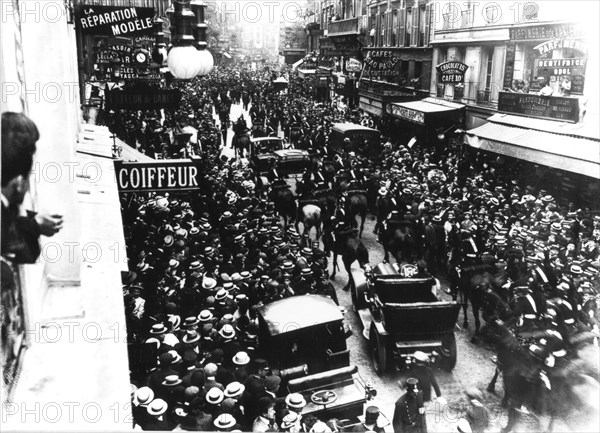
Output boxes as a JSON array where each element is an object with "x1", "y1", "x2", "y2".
[
  {"x1": 503, "y1": 43, "x2": 516, "y2": 89},
  {"x1": 114, "y1": 160, "x2": 202, "y2": 193}
]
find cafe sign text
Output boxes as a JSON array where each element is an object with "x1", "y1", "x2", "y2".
[
  {"x1": 388, "y1": 104, "x2": 425, "y2": 124},
  {"x1": 436, "y1": 61, "x2": 468, "y2": 84}
]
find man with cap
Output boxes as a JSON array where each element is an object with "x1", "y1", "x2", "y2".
[
  {"x1": 352, "y1": 406, "x2": 386, "y2": 432},
  {"x1": 393, "y1": 378, "x2": 426, "y2": 433}
]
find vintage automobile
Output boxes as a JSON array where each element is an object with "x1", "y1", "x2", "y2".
[
  {"x1": 249, "y1": 136, "x2": 312, "y2": 176},
  {"x1": 329, "y1": 123, "x2": 381, "y2": 158},
  {"x1": 351, "y1": 263, "x2": 460, "y2": 374},
  {"x1": 257, "y1": 295, "x2": 376, "y2": 421}
]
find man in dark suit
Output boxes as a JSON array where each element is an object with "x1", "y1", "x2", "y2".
[{"x1": 393, "y1": 378, "x2": 427, "y2": 433}]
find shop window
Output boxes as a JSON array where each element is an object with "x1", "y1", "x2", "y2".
[{"x1": 391, "y1": 9, "x2": 398, "y2": 46}]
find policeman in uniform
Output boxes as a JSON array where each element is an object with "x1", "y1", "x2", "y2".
[{"x1": 393, "y1": 378, "x2": 427, "y2": 433}]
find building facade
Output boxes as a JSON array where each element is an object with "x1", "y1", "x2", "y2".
[{"x1": 429, "y1": 0, "x2": 599, "y2": 202}]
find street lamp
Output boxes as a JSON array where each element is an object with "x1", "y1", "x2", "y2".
[
  {"x1": 191, "y1": 0, "x2": 214, "y2": 77},
  {"x1": 167, "y1": 0, "x2": 213, "y2": 80}
]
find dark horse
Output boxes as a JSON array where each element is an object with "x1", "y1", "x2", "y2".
[
  {"x1": 338, "y1": 191, "x2": 368, "y2": 238},
  {"x1": 231, "y1": 116, "x2": 251, "y2": 158},
  {"x1": 323, "y1": 222, "x2": 369, "y2": 291},
  {"x1": 382, "y1": 219, "x2": 418, "y2": 264},
  {"x1": 483, "y1": 320, "x2": 600, "y2": 432},
  {"x1": 269, "y1": 183, "x2": 296, "y2": 228}
]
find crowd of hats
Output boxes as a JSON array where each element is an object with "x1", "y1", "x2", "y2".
[
  {"x1": 369, "y1": 139, "x2": 600, "y2": 367},
  {"x1": 119, "y1": 63, "x2": 376, "y2": 432}
]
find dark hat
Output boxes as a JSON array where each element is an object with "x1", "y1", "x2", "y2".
[
  {"x1": 254, "y1": 358, "x2": 269, "y2": 370},
  {"x1": 365, "y1": 406, "x2": 380, "y2": 423},
  {"x1": 264, "y1": 374, "x2": 281, "y2": 392},
  {"x1": 406, "y1": 377, "x2": 419, "y2": 389}
]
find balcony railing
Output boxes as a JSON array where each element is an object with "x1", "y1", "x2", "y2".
[
  {"x1": 328, "y1": 17, "x2": 359, "y2": 36},
  {"x1": 454, "y1": 86, "x2": 464, "y2": 101},
  {"x1": 437, "y1": 84, "x2": 445, "y2": 98},
  {"x1": 476, "y1": 89, "x2": 494, "y2": 105}
]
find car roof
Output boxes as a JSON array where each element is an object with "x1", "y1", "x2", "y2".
[
  {"x1": 258, "y1": 295, "x2": 343, "y2": 336},
  {"x1": 331, "y1": 122, "x2": 379, "y2": 133},
  {"x1": 251, "y1": 137, "x2": 284, "y2": 143}
]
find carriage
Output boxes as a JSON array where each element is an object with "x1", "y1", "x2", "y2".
[
  {"x1": 257, "y1": 295, "x2": 376, "y2": 422},
  {"x1": 351, "y1": 263, "x2": 460, "y2": 374}
]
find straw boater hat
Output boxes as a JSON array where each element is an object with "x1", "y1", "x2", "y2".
[
  {"x1": 232, "y1": 351, "x2": 250, "y2": 366},
  {"x1": 133, "y1": 387, "x2": 154, "y2": 407},
  {"x1": 285, "y1": 393, "x2": 307, "y2": 409},
  {"x1": 147, "y1": 399, "x2": 168, "y2": 416},
  {"x1": 206, "y1": 387, "x2": 225, "y2": 405},
  {"x1": 214, "y1": 413, "x2": 236, "y2": 430},
  {"x1": 224, "y1": 381, "x2": 245, "y2": 398}
]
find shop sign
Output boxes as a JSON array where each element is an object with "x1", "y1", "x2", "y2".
[
  {"x1": 105, "y1": 88, "x2": 181, "y2": 110},
  {"x1": 362, "y1": 50, "x2": 400, "y2": 79},
  {"x1": 388, "y1": 104, "x2": 425, "y2": 124},
  {"x1": 535, "y1": 57, "x2": 586, "y2": 94},
  {"x1": 534, "y1": 38, "x2": 587, "y2": 56},
  {"x1": 436, "y1": 61, "x2": 468, "y2": 84},
  {"x1": 114, "y1": 159, "x2": 201, "y2": 193},
  {"x1": 77, "y1": 5, "x2": 155, "y2": 37},
  {"x1": 509, "y1": 24, "x2": 584, "y2": 41},
  {"x1": 95, "y1": 45, "x2": 133, "y2": 64},
  {"x1": 497, "y1": 91, "x2": 579, "y2": 123},
  {"x1": 345, "y1": 58, "x2": 362, "y2": 72}
]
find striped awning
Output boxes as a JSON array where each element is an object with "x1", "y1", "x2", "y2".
[{"x1": 464, "y1": 122, "x2": 600, "y2": 179}]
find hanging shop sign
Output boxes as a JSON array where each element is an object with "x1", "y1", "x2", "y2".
[
  {"x1": 436, "y1": 61, "x2": 468, "y2": 84},
  {"x1": 105, "y1": 88, "x2": 181, "y2": 110},
  {"x1": 77, "y1": 5, "x2": 155, "y2": 37},
  {"x1": 497, "y1": 91, "x2": 579, "y2": 123},
  {"x1": 114, "y1": 159, "x2": 201, "y2": 193},
  {"x1": 345, "y1": 58, "x2": 363, "y2": 73},
  {"x1": 362, "y1": 50, "x2": 400, "y2": 79}
]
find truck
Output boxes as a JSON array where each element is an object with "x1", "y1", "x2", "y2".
[{"x1": 351, "y1": 263, "x2": 460, "y2": 374}]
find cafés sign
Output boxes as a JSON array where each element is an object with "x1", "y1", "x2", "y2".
[{"x1": 436, "y1": 61, "x2": 468, "y2": 84}]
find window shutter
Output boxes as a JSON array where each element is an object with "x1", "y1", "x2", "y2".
[
  {"x1": 398, "y1": 7, "x2": 406, "y2": 47},
  {"x1": 424, "y1": 4, "x2": 432, "y2": 46},
  {"x1": 411, "y1": 6, "x2": 419, "y2": 46},
  {"x1": 375, "y1": 12, "x2": 381, "y2": 46}
]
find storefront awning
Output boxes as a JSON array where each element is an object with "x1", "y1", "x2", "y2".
[
  {"x1": 388, "y1": 97, "x2": 465, "y2": 125},
  {"x1": 292, "y1": 58, "x2": 304, "y2": 71},
  {"x1": 464, "y1": 122, "x2": 600, "y2": 179},
  {"x1": 297, "y1": 69, "x2": 316, "y2": 78},
  {"x1": 118, "y1": 140, "x2": 155, "y2": 162}
]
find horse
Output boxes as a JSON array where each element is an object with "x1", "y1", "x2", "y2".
[
  {"x1": 231, "y1": 133, "x2": 251, "y2": 159},
  {"x1": 323, "y1": 223, "x2": 369, "y2": 291},
  {"x1": 315, "y1": 188, "x2": 337, "y2": 221},
  {"x1": 382, "y1": 219, "x2": 418, "y2": 264},
  {"x1": 295, "y1": 200, "x2": 322, "y2": 240},
  {"x1": 269, "y1": 184, "x2": 296, "y2": 228},
  {"x1": 339, "y1": 192, "x2": 368, "y2": 238}
]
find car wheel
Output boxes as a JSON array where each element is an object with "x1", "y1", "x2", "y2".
[
  {"x1": 370, "y1": 325, "x2": 387, "y2": 375},
  {"x1": 441, "y1": 333, "x2": 457, "y2": 370}
]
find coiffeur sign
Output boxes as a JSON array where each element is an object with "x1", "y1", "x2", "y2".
[
  {"x1": 114, "y1": 159, "x2": 201, "y2": 193},
  {"x1": 77, "y1": 5, "x2": 155, "y2": 37}
]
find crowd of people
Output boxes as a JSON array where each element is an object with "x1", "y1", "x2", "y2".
[{"x1": 104, "y1": 61, "x2": 600, "y2": 432}]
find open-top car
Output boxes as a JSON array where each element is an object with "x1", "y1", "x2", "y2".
[
  {"x1": 351, "y1": 263, "x2": 460, "y2": 374},
  {"x1": 257, "y1": 295, "x2": 375, "y2": 421},
  {"x1": 249, "y1": 136, "x2": 312, "y2": 176}
]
